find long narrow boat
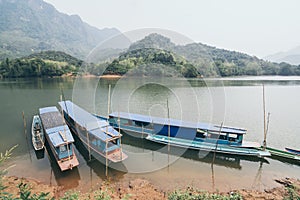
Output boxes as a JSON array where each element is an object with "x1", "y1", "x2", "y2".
[
  {"x1": 39, "y1": 106, "x2": 79, "y2": 171},
  {"x1": 285, "y1": 147, "x2": 300, "y2": 155},
  {"x1": 58, "y1": 100, "x2": 127, "y2": 163},
  {"x1": 31, "y1": 115, "x2": 45, "y2": 151},
  {"x1": 106, "y1": 112, "x2": 270, "y2": 157},
  {"x1": 266, "y1": 147, "x2": 300, "y2": 161}
]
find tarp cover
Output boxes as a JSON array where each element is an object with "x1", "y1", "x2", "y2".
[
  {"x1": 39, "y1": 106, "x2": 74, "y2": 146},
  {"x1": 109, "y1": 112, "x2": 246, "y2": 134},
  {"x1": 58, "y1": 101, "x2": 120, "y2": 141}
]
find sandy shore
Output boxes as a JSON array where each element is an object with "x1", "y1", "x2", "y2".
[{"x1": 1, "y1": 176, "x2": 299, "y2": 199}]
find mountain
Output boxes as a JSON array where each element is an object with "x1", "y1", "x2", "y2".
[
  {"x1": 2, "y1": 33, "x2": 299, "y2": 78},
  {"x1": 103, "y1": 33, "x2": 300, "y2": 77},
  {"x1": 264, "y1": 46, "x2": 300, "y2": 65},
  {"x1": 0, "y1": 0, "x2": 121, "y2": 59}
]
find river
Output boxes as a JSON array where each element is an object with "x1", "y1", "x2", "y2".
[{"x1": 0, "y1": 76, "x2": 299, "y2": 192}]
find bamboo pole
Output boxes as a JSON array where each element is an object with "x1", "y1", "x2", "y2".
[
  {"x1": 167, "y1": 99, "x2": 170, "y2": 169},
  {"x1": 118, "y1": 110, "x2": 122, "y2": 161},
  {"x1": 86, "y1": 125, "x2": 91, "y2": 161},
  {"x1": 22, "y1": 111, "x2": 32, "y2": 162},
  {"x1": 107, "y1": 84, "x2": 111, "y2": 122},
  {"x1": 167, "y1": 99, "x2": 170, "y2": 152},
  {"x1": 142, "y1": 124, "x2": 144, "y2": 151},
  {"x1": 105, "y1": 141, "x2": 108, "y2": 177},
  {"x1": 210, "y1": 122, "x2": 223, "y2": 191},
  {"x1": 212, "y1": 122, "x2": 223, "y2": 164},
  {"x1": 262, "y1": 84, "x2": 267, "y2": 150},
  {"x1": 22, "y1": 111, "x2": 27, "y2": 139}
]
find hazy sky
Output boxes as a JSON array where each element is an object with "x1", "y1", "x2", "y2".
[{"x1": 44, "y1": 0, "x2": 300, "y2": 58}]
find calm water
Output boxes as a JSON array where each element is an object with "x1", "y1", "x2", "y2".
[{"x1": 0, "y1": 76, "x2": 299, "y2": 192}]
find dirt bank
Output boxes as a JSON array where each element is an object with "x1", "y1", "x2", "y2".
[{"x1": 1, "y1": 176, "x2": 299, "y2": 199}]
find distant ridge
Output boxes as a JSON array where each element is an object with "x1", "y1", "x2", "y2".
[
  {"x1": 0, "y1": 0, "x2": 121, "y2": 59},
  {"x1": 103, "y1": 33, "x2": 300, "y2": 77},
  {"x1": 264, "y1": 46, "x2": 300, "y2": 65}
]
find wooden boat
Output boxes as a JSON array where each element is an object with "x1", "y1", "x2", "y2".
[
  {"x1": 105, "y1": 112, "x2": 270, "y2": 157},
  {"x1": 39, "y1": 106, "x2": 79, "y2": 171},
  {"x1": 31, "y1": 115, "x2": 45, "y2": 151},
  {"x1": 285, "y1": 147, "x2": 300, "y2": 155},
  {"x1": 266, "y1": 147, "x2": 300, "y2": 161},
  {"x1": 58, "y1": 101, "x2": 127, "y2": 163}
]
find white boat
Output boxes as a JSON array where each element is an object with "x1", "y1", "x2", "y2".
[{"x1": 31, "y1": 115, "x2": 45, "y2": 151}]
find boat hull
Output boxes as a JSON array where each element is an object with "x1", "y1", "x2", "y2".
[
  {"x1": 31, "y1": 115, "x2": 44, "y2": 151},
  {"x1": 64, "y1": 115, "x2": 127, "y2": 163},
  {"x1": 267, "y1": 147, "x2": 300, "y2": 161},
  {"x1": 146, "y1": 135, "x2": 270, "y2": 157},
  {"x1": 285, "y1": 147, "x2": 300, "y2": 155}
]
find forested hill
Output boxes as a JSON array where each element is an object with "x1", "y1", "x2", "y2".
[
  {"x1": 127, "y1": 33, "x2": 300, "y2": 77},
  {"x1": 1, "y1": 34, "x2": 300, "y2": 78},
  {"x1": 26, "y1": 51, "x2": 84, "y2": 66},
  {"x1": 89, "y1": 33, "x2": 300, "y2": 77},
  {"x1": 103, "y1": 48, "x2": 198, "y2": 77},
  {"x1": 0, "y1": 51, "x2": 83, "y2": 78},
  {"x1": 0, "y1": 0, "x2": 120, "y2": 59}
]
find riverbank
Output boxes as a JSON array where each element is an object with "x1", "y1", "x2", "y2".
[{"x1": 2, "y1": 176, "x2": 299, "y2": 199}]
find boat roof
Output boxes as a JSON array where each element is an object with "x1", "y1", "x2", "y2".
[
  {"x1": 39, "y1": 106, "x2": 74, "y2": 146},
  {"x1": 47, "y1": 125, "x2": 74, "y2": 147},
  {"x1": 39, "y1": 106, "x2": 64, "y2": 129},
  {"x1": 58, "y1": 101, "x2": 120, "y2": 141},
  {"x1": 109, "y1": 112, "x2": 247, "y2": 134}
]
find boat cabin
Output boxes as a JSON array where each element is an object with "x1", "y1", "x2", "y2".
[
  {"x1": 59, "y1": 101, "x2": 123, "y2": 157},
  {"x1": 109, "y1": 112, "x2": 246, "y2": 145},
  {"x1": 47, "y1": 127, "x2": 75, "y2": 160}
]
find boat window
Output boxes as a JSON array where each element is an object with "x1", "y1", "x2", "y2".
[
  {"x1": 228, "y1": 134, "x2": 238, "y2": 138},
  {"x1": 228, "y1": 133, "x2": 238, "y2": 142},
  {"x1": 218, "y1": 132, "x2": 227, "y2": 140},
  {"x1": 196, "y1": 132, "x2": 205, "y2": 138},
  {"x1": 120, "y1": 118, "x2": 128, "y2": 125},
  {"x1": 59, "y1": 145, "x2": 67, "y2": 152}
]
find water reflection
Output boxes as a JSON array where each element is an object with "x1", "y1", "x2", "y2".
[
  {"x1": 34, "y1": 149, "x2": 45, "y2": 160},
  {"x1": 44, "y1": 141, "x2": 81, "y2": 190}
]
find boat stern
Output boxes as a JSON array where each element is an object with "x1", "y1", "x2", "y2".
[
  {"x1": 58, "y1": 156, "x2": 79, "y2": 171},
  {"x1": 107, "y1": 149, "x2": 128, "y2": 163}
]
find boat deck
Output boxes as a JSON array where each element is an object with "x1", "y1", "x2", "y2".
[
  {"x1": 57, "y1": 156, "x2": 80, "y2": 171},
  {"x1": 107, "y1": 149, "x2": 128, "y2": 163}
]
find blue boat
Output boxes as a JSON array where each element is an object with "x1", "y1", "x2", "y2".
[
  {"x1": 39, "y1": 106, "x2": 79, "y2": 171},
  {"x1": 58, "y1": 101, "x2": 127, "y2": 163},
  {"x1": 285, "y1": 147, "x2": 300, "y2": 155},
  {"x1": 106, "y1": 112, "x2": 270, "y2": 157}
]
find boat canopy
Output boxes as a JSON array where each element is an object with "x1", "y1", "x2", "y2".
[
  {"x1": 47, "y1": 125, "x2": 74, "y2": 147},
  {"x1": 39, "y1": 107, "x2": 65, "y2": 129},
  {"x1": 39, "y1": 106, "x2": 74, "y2": 147},
  {"x1": 58, "y1": 101, "x2": 120, "y2": 141},
  {"x1": 109, "y1": 112, "x2": 246, "y2": 135}
]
